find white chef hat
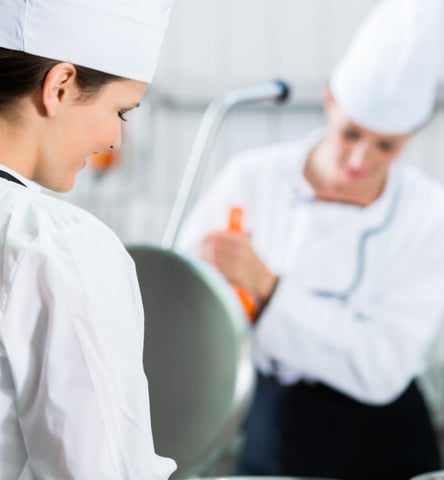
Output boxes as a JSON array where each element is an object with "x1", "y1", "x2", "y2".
[
  {"x1": 330, "y1": 0, "x2": 442, "y2": 134},
  {"x1": 0, "y1": 0, "x2": 174, "y2": 83}
]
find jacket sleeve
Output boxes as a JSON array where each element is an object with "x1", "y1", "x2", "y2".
[
  {"x1": 255, "y1": 223, "x2": 444, "y2": 405},
  {"x1": 1, "y1": 220, "x2": 176, "y2": 480}
]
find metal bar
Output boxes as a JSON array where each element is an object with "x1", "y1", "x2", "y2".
[
  {"x1": 150, "y1": 84, "x2": 444, "y2": 113},
  {"x1": 161, "y1": 80, "x2": 291, "y2": 249}
]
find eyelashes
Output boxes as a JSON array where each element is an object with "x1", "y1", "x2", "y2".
[
  {"x1": 118, "y1": 110, "x2": 128, "y2": 122},
  {"x1": 118, "y1": 103, "x2": 140, "y2": 122}
]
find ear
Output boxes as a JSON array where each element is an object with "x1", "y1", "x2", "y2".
[
  {"x1": 323, "y1": 84, "x2": 335, "y2": 109},
  {"x1": 41, "y1": 63, "x2": 78, "y2": 117},
  {"x1": 323, "y1": 84, "x2": 338, "y2": 122}
]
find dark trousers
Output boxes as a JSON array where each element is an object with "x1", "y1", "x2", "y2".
[{"x1": 237, "y1": 372, "x2": 441, "y2": 480}]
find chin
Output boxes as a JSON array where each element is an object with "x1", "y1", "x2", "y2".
[
  {"x1": 39, "y1": 175, "x2": 76, "y2": 193},
  {"x1": 56, "y1": 179, "x2": 76, "y2": 193}
]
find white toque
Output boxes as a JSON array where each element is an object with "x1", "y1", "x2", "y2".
[
  {"x1": 330, "y1": 0, "x2": 443, "y2": 134},
  {"x1": 0, "y1": 0, "x2": 175, "y2": 82}
]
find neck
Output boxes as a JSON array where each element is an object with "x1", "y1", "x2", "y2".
[
  {"x1": 0, "y1": 117, "x2": 37, "y2": 180},
  {"x1": 304, "y1": 140, "x2": 388, "y2": 207}
]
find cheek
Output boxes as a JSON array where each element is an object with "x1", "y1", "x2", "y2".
[
  {"x1": 92, "y1": 117, "x2": 121, "y2": 148},
  {"x1": 330, "y1": 133, "x2": 350, "y2": 160},
  {"x1": 363, "y1": 152, "x2": 394, "y2": 176},
  {"x1": 375, "y1": 148, "x2": 402, "y2": 167},
  {"x1": 73, "y1": 114, "x2": 117, "y2": 152},
  {"x1": 54, "y1": 116, "x2": 90, "y2": 157}
]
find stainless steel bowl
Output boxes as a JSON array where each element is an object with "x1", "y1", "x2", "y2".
[
  {"x1": 410, "y1": 471, "x2": 444, "y2": 480},
  {"x1": 188, "y1": 476, "x2": 338, "y2": 480},
  {"x1": 127, "y1": 245, "x2": 255, "y2": 479}
]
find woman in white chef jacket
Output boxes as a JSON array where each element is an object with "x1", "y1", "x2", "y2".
[
  {"x1": 0, "y1": 1, "x2": 177, "y2": 479},
  {"x1": 177, "y1": 0, "x2": 444, "y2": 479}
]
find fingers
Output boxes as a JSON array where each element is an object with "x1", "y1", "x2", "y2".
[
  {"x1": 199, "y1": 231, "x2": 277, "y2": 299},
  {"x1": 201, "y1": 232, "x2": 248, "y2": 265},
  {"x1": 199, "y1": 231, "x2": 259, "y2": 289}
]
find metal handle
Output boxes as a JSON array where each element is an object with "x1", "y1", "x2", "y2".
[{"x1": 161, "y1": 79, "x2": 291, "y2": 249}]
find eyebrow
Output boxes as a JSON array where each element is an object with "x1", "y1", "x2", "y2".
[{"x1": 378, "y1": 139, "x2": 396, "y2": 146}]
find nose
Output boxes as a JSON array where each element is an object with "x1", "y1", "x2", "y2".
[
  {"x1": 110, "y1": 124, "x2": 123, "y2": 151},
  {"x1": 348, "y1": 141, "x2": 371, "y2": 170}
]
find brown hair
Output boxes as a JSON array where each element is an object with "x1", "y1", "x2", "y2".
[{"x1": 0, "y1": 47, "x2": 121, "y2": 114}]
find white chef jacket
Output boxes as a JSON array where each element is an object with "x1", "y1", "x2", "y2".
[
  {"x1": 177, "y1": 129, "x2": 444, "y2": 406},
  {"x1": 0, "y1": 165, "x2": 176, "y2": 480}
]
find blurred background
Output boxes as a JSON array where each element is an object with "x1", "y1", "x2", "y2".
[
  {"x1": 60, "y1": 0, "x2": 444, "y2": 472},
  {"x1": 64, "y1": 0, "x2": 444, "y2": 245}
]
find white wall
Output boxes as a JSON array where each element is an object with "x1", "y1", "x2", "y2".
[{"x1": 66, "y1": 0, "x2": 444, "y2": 244}]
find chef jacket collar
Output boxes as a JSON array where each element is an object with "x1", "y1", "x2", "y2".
[{"x1": 0, "y1": 164, "x2": 42, "y2": 191}]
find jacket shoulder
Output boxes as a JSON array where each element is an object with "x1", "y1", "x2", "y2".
[
  {"x1": 402, "y1": 165, "x2": 444, "y2": 217},
  {"x1": 0, "y1": 187, "x2": 119, "y2": 265},
  {"x1": 396, "y1": 165, "x2": 444, "y2": 243}
]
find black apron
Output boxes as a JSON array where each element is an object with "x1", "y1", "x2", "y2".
[
  {"x1": 0, "y1": 170, "x2": 26, "y2": 187},
  {"x1": 237, "y1": 371, "x2": 441, "y2": 480}
]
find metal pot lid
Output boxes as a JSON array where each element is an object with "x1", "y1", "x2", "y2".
[
  {"x1": 127, "y1": 245, "x2": 254, "y2": 479},
  {"x1": 410, "y1": 471, "x2": 444, "y2": 480},
  {"x1": 190, "y1": 477, "x2": 338, "y2": 480}
]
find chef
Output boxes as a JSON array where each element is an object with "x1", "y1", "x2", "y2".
[
  {"x1": 0, "y1": 1, "x2": 176, "y2": 478},
  {"x1": 176, "y1": 0, "x2": 444, "y2": 478}
]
